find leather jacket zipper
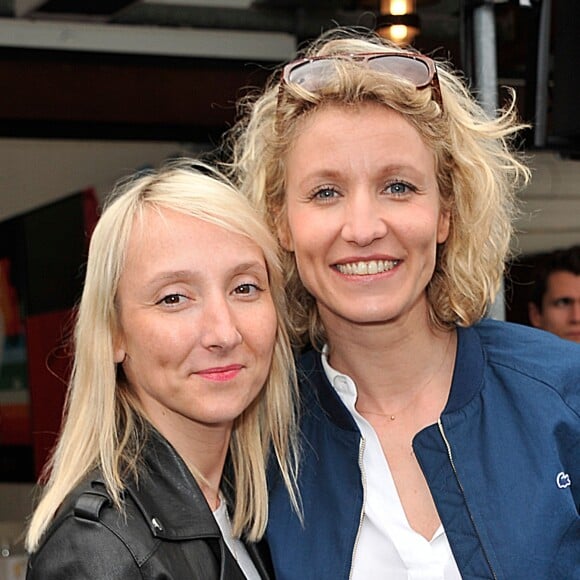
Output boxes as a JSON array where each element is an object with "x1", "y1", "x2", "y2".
[
  {"x1": 349, "y1": 436, "x2": 366, "y2": 580},
  {"x1": 437, "y1": 419, "x2": 498, "y2": 580}
]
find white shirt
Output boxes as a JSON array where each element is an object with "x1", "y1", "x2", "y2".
[
  {"x1": 213, "y1": 499, "x2": 261, "y2": 580},
  {"x1": 322, "y1": 350, "x2": 462, "y2": 580}
]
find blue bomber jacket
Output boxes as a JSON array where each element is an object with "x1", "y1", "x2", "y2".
[{"x1": 266, "y1": 319, "x2": 580, "y2": 580}]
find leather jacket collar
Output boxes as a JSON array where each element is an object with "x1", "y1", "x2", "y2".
[
  {"x1": 88, "y1": 427, "x2": 273, "y2": 578},
  {"x1": 122, "y1": 428, "x2": 222, "y2": 540}
]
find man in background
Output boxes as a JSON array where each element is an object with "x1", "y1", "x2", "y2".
[{"x1": 528, "y1": 245, "x2": 580, "y2": 342}]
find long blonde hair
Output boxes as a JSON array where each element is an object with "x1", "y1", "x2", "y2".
[
  {"x1": 227, "y1": 27, "x2": 531, "y2": 348},
  {"x1": 26, "y1": 160, "x2": 299, "y2": 551}
]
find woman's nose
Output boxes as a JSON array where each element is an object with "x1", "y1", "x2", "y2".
[
  {"x1": 200, "y1": 297, "x2": 243, "y2": 351},
  {"x1": 341, "y1": 193, "x2": 388, "y2": 246}
]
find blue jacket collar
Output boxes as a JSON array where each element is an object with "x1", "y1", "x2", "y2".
[
  {"x1": 298, "y1": 323, "x2": 485, "y2": 422},
  {"x1": 444, "y1": 325, "x2": 485, "y2": 414}
]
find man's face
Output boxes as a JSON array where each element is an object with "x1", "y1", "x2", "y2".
[{"x1": 529, "y1": 271, "x2": 580, "y2": 342}]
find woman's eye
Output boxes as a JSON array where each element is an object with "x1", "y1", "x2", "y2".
[
  {"x1": 311, "y1": 187, "x2": 339, "y2": 201},
  {"x1": 157, "y1": 294, "x2": 186, "y2": 306},
  {"x1": 234, "y1": 283, "x2": 262, "y2": 296},
  {"x1": 385, "y1": 181, "x2": 414, "y2": 197}
]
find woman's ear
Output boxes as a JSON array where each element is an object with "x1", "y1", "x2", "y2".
[
  {"x1": 437, "y1": 209, "x2": 451, "y2": 244},
  {"x1": 113, "y1": 329, "x2": 126, "y2": 364},
  {"x1": 276, "y1": 212, "x2": 294, "y2": 252}
]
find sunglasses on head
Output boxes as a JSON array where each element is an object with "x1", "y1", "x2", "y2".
[{"x1": 276, "y1": 51, "x2": 443, "y2": 121}]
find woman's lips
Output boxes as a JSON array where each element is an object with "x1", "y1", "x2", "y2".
[{"x1": 195, "y1": 364, "x2": 243, "y2": 382}]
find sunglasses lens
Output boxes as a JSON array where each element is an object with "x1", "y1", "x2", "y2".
[
  {"x1": 286, "y1": 59, "x2": 337, "y2": 92},
  {"x1": 367, "y1": 55, "x2": 432, "y2": 87},
  {"x1": 286, "y1": 54, "x2": 433, "y2": 92}
]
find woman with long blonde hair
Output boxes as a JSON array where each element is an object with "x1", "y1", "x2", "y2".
[{"x1": 26, "y1": 161, "x2": 299, "y2": 579}]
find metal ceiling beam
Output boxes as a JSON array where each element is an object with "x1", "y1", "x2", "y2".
[{"x1": 0, "y1": 17, "x2": 296, "y2": 59}]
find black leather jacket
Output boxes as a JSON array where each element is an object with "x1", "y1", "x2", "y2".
[{"x1": 27, "y1": 429, "x2": 273, "y2": 579}]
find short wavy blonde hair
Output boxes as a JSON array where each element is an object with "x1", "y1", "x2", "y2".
[{"x1": 227, "y1": 27, "x2": 530, "y2": 348}]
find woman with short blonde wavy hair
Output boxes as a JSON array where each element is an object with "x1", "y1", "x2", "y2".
[
  {"x1": 230, "y1": 29, "x2": 528, "y2": 348},
  {"x1": 226, "y1": 27, "x2": 580, "y2": 580},
  {"x1": 26, "y1": 160, "x2": 299, "y2": 579}
]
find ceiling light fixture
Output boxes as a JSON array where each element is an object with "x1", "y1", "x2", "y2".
[{"x1": 376, "y1": 0, "x2": 420, "y2": 45}]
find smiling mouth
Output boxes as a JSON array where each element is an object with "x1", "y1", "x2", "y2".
[
  {"x1": 196, "y1": 364, "x2": 243, "y2": 382},
  {"x1": 335, "y1": 259, "x2": 400, "y2": 276}
]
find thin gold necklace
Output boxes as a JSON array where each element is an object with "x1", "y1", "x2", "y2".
[{"x1": 356, "y1": 332, "x2": 454, "y2": 422}]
